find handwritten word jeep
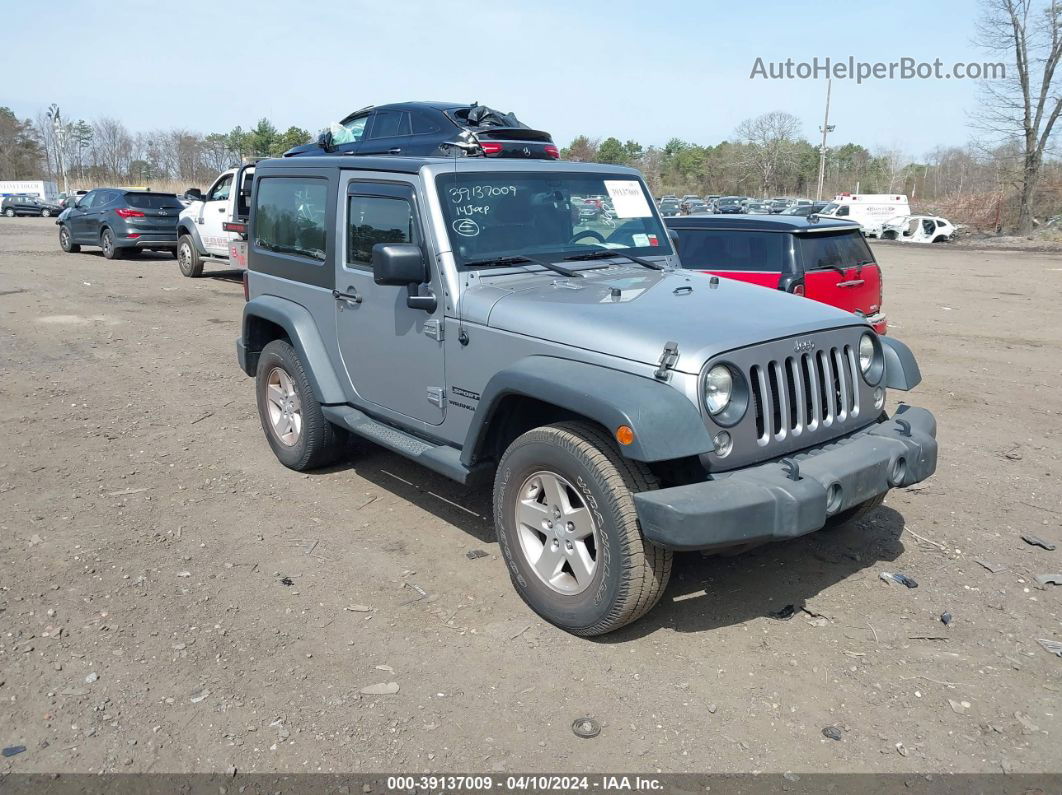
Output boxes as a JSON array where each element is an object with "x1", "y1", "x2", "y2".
[{"x1": 235, "y1": 156, "x2": 938, "y2": 636}]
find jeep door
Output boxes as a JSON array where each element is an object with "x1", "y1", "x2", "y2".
[
  {"x1": 196, "y1": 173, "x2": 234, "y2": 257},
  {"x1": 334, "y1": 178, "x2": 446, "y2": 425}
]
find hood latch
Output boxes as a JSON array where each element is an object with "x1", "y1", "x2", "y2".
[{"x1": 654, "y1": 341, "x2": 680, "y2": 381}]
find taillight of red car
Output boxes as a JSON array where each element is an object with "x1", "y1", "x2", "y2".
[{"x1": 115, "y1": 208, "x2": 144, "y2": 218}]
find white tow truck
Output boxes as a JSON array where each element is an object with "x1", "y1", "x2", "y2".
[{"x1": 175, "y1": 163, "x2": 255, "y2": 277}]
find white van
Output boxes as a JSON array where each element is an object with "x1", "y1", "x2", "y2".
[{"x1": 818, "y1": 193, "x2": 910, "y2": 237}]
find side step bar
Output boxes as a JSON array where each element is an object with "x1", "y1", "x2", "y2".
[{"x1": 321, "y1": 405, "x2": 484, "y2": 485}]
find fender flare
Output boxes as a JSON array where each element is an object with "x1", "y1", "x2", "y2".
[
  {"x1": 240, "y1": 295, "x2": 346, "y2": 404},
  {"x1": 461, "y1": 356, "x2": 715, "y2": 465},
  {"x1": 176, "y1": 218, "x2": 206, "y2": 255},
  {"x1": 880, "y1": 335, "x2": 922, "y2": 391}
]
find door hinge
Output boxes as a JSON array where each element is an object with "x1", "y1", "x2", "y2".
[
  {"x1": 427, "y1": 387, "x2": 445, "y2": 408},
  {"x1": 654, "y1": 341, "x2": 680, "y2": 381},
  {"x1": 423, "y1": 319, "x2": 444, "y2": 341}
]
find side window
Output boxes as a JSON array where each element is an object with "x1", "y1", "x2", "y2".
[
  {"x1": 94, "y1": 190, "x2": 117, "y2": 207},
  {"x1": 335, "y1": 115, "x2": 368, "y2": 144},
  {"x1": 411, "y1": 112, "x2": 443, "y2": 135},
  {"x1": 347, "y1": 193, "x2": 418, "y2": 267},
  {"x1": 677, "y1": 229, "x2": 783, "y2": 273},
  {"x1": 369, "y1": 111, "x2": 412, "y2": 139},
  {"x1": 78, "y1": 191, "x2": 97, "y2": 208},
  {"x1": 207, "y1": 175, "x2": 232, "y2": 202},
  {"x1": 254, "y1": 177, "x2": 328, "y2": 261},
  {"x1": 835, "y1": 205, "x2": 850, "y2": 216}
]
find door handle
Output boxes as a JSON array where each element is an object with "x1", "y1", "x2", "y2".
[
  {"x1": 836, "y1": 279, "x2": 865, "y2": 288},
  {"x1": 218, "y1": 207, "x2": 226, "y2": 212},
  {"x1": 387, "y1": 147, "x2": 402, "y2": 154},
  {"x1": 332, "y1": 287, "x2": 362, "y2": 304}
]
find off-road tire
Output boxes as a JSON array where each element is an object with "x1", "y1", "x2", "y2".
[
  {"x1": 255, "y1": 339, "x2": 346, "y2": 471},
  {"x1": 101, "y1": 228, "x2": 123, "y2": 259},
  {"x1": 825, "y1": 494, "x2": 886, "y2": 530},
  {"x1": 59, "y1": 225, "x2": 80, "y2": 253},
  {"x1": 494, "y1": 421, "x2": 672, "y2": 636},
  {"x1": 177, "y1": 234, "x2": 203, "y2": 277}
]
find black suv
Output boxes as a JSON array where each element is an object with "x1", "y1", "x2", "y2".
[
  {"x1": 2, "y1": 194, "x2": 62, "y2": 218},
  {"x1": 58, "y1": 189, "x2": 184, "y2": 259},
  {"x1": 285, "y1": 101, "x2": 558, "y2": 160}
]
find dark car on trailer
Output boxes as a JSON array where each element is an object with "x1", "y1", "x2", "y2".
[
  {"x1": 666, "y1": 214, "x2": 887, "y2": 333},
  {"x1": 285, "y1": 101, "x2": 559, "y2": 160},
  {"x1": 57, "y1": 189, "x2": 184, "y2": 259}
]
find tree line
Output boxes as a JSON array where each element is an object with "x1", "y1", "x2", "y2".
[{"x1": 0, "y1": 107, "x2": 311, "y2": 189}]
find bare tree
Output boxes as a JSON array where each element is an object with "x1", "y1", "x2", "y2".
[
  {"x1": 734, "y1": 111, "x2": 803, "y2": 196},
  {"x1": 92, "y1": 117, "x2": 133, "y2": 181},
  {"x1": 975, "y1": 0, "x2": 1062, "y2": 231}
]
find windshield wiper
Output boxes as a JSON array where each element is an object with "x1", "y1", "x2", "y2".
[
  {"x1": 563, "y1": 248, "x2": 665, "y2": 270},
  {"x1": 463, "y1": 255, "x2": 581, "y2": 277},
  {"x1": 811, "y1": 263, "x2": 847, "y2": 276}
]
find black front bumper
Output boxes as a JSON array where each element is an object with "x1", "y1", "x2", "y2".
[{"x1": 634, "y1": 406, "x2": 937, "y2": 551}]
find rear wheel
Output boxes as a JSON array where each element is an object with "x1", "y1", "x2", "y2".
[
  {"x1": 177, "y1": 234, "x2": 203, "y2": 277},
  {"x1": 59, "y1": 225, "x2": 80, "y2": 253},
  {"x1": 41, "y1": 208, "x2": 51, "y2": 218},
  {"x1": 255, "y1": 339, "x2": 347, "y2": 471},
  {"x1": 101, "y1": 228, "x2": 123, "y2": 260},
  {"x1": 494, "y1": 421, "x2": 672, "y2": 636}
]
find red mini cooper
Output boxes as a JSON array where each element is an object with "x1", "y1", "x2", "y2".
[{"x1": 665, "y1": 215, "x2": 886, "y2": 334}]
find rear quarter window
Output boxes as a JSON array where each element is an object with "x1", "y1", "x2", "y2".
[
  {"x1": 253, "y1": 177, "x2": 328, "y2": 261},
  {"x1": 675, "y1": 229, "x2": 784, "y2": 272}
]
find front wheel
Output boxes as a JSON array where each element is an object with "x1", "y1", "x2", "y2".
[
  {"x1": 494, "y1": 421, "x2": 672, "y2": 636},
  {"x1": 177, "y1": 234, "x2": 203, "y2": 277},
  {"x1": 255, "y1": 339, "x2": 347, "y2": 471},
  {"x1": 3, "y1": 208, "x2": 14, "y2": 218},
  {"x1": 41, "y1": 209, "x2": 51, "y2": 218},
  {"x1": 59, "y1": 225, "x2": 80, "y2": 253}
]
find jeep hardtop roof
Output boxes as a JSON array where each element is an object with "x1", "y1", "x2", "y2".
[
  {"x1": 664, "y1": 214, "x2": 861, "y2": 234},
  {"x1": 253, "y1": 155, "x2": 643, "y2": 177}
]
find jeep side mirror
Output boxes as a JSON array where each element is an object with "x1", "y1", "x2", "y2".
[{"x1": 372, "y1": 244, "x2": 436, "y2": 312}]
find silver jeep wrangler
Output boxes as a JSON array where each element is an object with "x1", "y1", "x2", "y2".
[{"x1": 236, "y1": 156, "x2": 937, "y2": 636}]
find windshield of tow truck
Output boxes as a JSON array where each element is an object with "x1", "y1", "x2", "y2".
[{"x1": 435, "y1": 171, "x2": 672, "y2": 267}]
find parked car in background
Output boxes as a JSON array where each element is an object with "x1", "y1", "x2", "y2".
[
  {"x1": 714, "y1": 196, "x2": 744, "y2": 214},
  {"x1": 666, "y1": 214, "x2": 886, "y2": 334},
  {"x1": 879, "y1": 215, "x2": 956, "y2": 243},
  {"x1": 285, "y1": 101, "x2": 559, "y2": 160},
  {"x1": 2, "y1": 194, "x2": 62, "y2": 217},
  {"x1": 745, "y1": 201, "x2": 772, "y2": 215},
  {"x1": 684, "y1": 200, "x2": 709, "y2": 215},
  {"x1": 768, "y1": 199, "x2": 791, "y2": 214},
  {"x1": 658, "y1": 198, "x2": 681, "y2": 217},
  {"x1": 57, "y1": 189, "x2": 184, "y2": 259},
  {"x1": 782, "y1": 202, "x2": 829, "y2": 217}
]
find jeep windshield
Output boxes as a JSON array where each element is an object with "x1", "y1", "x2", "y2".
[{"x1": 434, "y1": 171, "x2": 671, "y2": 268}]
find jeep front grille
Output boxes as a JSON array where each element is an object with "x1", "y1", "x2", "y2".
[
  {"x1": 704, "y1": 328, "x2": 876, "y2": 471},
  {"x1": 749, "y1": 346, "x2": 861, "y2": 446}
]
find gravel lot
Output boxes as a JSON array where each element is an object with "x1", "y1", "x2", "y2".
[{"x1": 1, "y1": 217, "x2": 1060, "y2": 775}]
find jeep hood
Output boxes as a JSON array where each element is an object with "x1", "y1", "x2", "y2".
[{"x1": 465, "y1": 267, "x2": 865, "y2": 373}]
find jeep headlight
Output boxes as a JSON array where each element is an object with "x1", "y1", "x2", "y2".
[
  {"x1": 859, "y1": 333, "x2": 875, "y2": 375},
  {"x1": 704, "y1": 365, "x2": 733, "y2": 415}
]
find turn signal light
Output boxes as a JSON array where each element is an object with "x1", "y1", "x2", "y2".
[{"x1": 615, "y1": 425, "x2": 635, "y2": 446}]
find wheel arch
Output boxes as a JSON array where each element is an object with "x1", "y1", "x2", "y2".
[
  {"x1": 461, "y1": 356, "x2": 715, "y2": 467},
  {"x1": 177, "y1": 220, "x2": 206, "y2": 253},
  {"x1": 240, "y1": 295, "x2": 346, "y2": 404}
]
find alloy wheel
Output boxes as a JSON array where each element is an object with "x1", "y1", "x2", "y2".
[{"x1": 265, "y1": 367, "x2": 302, "y2": 446}]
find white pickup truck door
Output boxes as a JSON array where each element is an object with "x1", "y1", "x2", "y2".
[{"x1": 197, "y1": 173, "x2": 234, "y2": 256}]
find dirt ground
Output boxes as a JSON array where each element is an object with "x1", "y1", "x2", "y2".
[{"x1": 1, "y1": 217, "x2": 1060, "y2": 776}]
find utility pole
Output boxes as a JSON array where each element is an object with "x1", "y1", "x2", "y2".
[
  {"x1": 815, "y1": 79, "x2": 835, "y2": 201},
  {"x1": 46, "y1": 104, "x2": 68, "y2": 195}
]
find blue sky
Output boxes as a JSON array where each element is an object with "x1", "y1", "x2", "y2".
[{"x1": 3, "y1": 0, "x2": 996, "y2": 157}]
